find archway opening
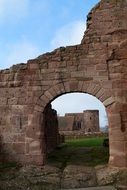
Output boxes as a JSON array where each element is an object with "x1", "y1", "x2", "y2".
[
  {"x1": 52, "y1": 92, "x2": 108, "y2": 132},
  {"x1": 43, "y1": 92, "x2": 109, "y2": 168}
]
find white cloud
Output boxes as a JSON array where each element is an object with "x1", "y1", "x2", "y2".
[
  {"x1": 51, "y1": 20, "x2": 85, "y2": 49},
  {"x1": 0, "y1": 0, "x2": 29, "y2": 22},
  {"x1": 0, "y1": 39, "x2": 40, "y2": 69}
]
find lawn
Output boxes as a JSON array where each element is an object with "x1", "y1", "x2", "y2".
[
  {"x1": 48, "y1": 137, "x2": 109, "y2": 168},
  {"x1": 66, "y1": 137, "x2": 106, "y2": 147}
]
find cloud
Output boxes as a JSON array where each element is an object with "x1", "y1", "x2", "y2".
[
  {"x1": 0, "y1": 38, "x2": 40, "y2": 69},
  {"x1": 0, "y1": 0, "x2": 29, "y2": 23},
  {"x1": 51, "y1": 93, "x2": 108, "y2": 127},
  {"x1": 51, "y1": 20, "x2": 85, "y2": 49}
]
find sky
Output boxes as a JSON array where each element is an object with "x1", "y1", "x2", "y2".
[
  {"x1": 0, "y1": 0, "x2": 108, "y2": 127},
  {"x1": 0, "y1": 0, "x2": 100, "y2": 69},
  {"x1": 52, "y1": 93, "x2": 108, "y2": 128}
]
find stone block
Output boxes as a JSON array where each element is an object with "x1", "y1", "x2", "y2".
[
  {"x1": 0, "y1": 98, "x2": 7, "y2": 105},
  {"x1": 82, "y1": 82, "x2": 89, "y2": 92},
  {"x1": 99, "y1": 91, "x2": 112, "y2": 102},
  {"x1": 44, "y1": 90, "x2": 54, "y2": 101},
  {"x1": 8, "y1": 97, "x2": 18, "y2": 105},
  {"x1": 26, "y1": 126, "x2": 38, "y2": 139},
  {"x1": 63, "y1": 82, "x2": 70, "y2": 92},
  {"x1": 71, "y1": 71, "x2": 85, "y2": 78},
  {"x1": 109, "y1": 128, "x2": 127, "y2": 141},
  {"x1": 25, "y1": 154, "x2": 44, "y2": 165},
  {"x1": 112, "y1": 155, "x2": 127, "y2": 168},
  {"x1": 47, "y1": 88, "x2": 57, "y2": 98},
  {"x1": 29, "y1": 141, "x2": 41, "y2": 151},
  {"x1": 68, "y1": 81, "x2": 78, "y2": 91},
  {"x1": 13, "y1": 143, "x2": 25, "y2": 154},
  {"x1": 110, "y1": 141, "x2": 125, "y2": 156},
  {"x1": 108, "y1": 113, "x2": 121, "y2": 127},
  {"x1": 78, "y1": 81, "x2": 84, "y2": 91},
  {"x1": 40, "y1": 95, "x2": 49, "y2": 106},
  {"x1": 103, "y1": 97, "x2": 115, "y2": 106},
  {"x1": 34, "y1": 105, "x2": 44, "y2": 112}
]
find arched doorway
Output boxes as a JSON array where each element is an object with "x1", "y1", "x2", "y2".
[
  {"x1": 44, "y1": 92, "x2": 109, "y2": 167},
  {"x1": 51, "y1": 92, "x2": 108, "y2": 132},
  {"x1": 0, "y1": 0, "x2": 126, "y2": 169},
  {"x1": 32, "y1": 81, "x2": 115, "y2": 166}
]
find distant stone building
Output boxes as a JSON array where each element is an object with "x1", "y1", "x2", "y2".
[{"x1": 58, "y1": 110, "x2": 99, "y2": 133}]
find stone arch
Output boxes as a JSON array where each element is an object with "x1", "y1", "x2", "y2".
[
  {"x1": 30, "y1": 80, "x2": 115, "y2": 165},
  {"x1": 0, "y1": 0, "x2": 127, "y2": 168},
  {"x1": 34, "y1": 81, "x2": 115, "y2": 113}
]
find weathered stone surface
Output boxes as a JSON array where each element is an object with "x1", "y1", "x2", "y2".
[
  {"x1": 96, "y1": 166, "x2": 120, "y2": 186},
  {"x1": 61, "y1": 165, "x2": 97, "y2": 189},
  {"x1": 0, "y1": 164, "x2": 126, "y2": 189},
  {"x1": 96, "y1": 166, "x2": 127, "y2": 189},
  {"x1": 0, "y1": 0, "x2": 127, "y2": 167}
]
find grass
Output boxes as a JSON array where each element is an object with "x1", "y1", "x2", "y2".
[
  {"x1": 66, "y1": 137, "x2": 106, "y2": 147},
  {"x1": 48, "y1": 137, "x2": 109, "y2": 168}
]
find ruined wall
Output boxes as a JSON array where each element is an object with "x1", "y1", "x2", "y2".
[
  {"x1": 0, "y1": 0, "x2": 127, "y2": 167},
  {"x1": 58, "y1": 110, "x2": 99, "y2": 133},
  {"x1": 43, "y1": 104, "x2": 59, "y2": 154},
  {"x1": 67, "y1": 113, "x2": 84, "y2": 131},
  {"x1": 58, "y1": 116, "x2": 74, "y2": 131}
]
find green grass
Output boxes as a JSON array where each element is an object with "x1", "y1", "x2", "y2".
[
  {"x1": 66, "y1": 137, "x2": 105, "y2": 147},
  {"x1": 48, "y1": 137, "x2": 109, "y2": 168}
]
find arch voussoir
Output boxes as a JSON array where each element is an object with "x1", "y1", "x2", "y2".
[
  {"x1": 99, "y1": 90, "x2": 113, "y2": 103},
  {"x1": 103, "y1": 97, "x2": 115, "y2": 107},
  {"x1": 34, "y1": 105, "x2": 44, "y2": 112},
  {"x1": 78, "y1": 81, "x2": 84, "y2": 91},
  {"x1": 48, "y1": 87, "x2": 58, "y2": 98},
  {"x1": 96, "y1": 88, "x2": 105, "y2": 100},
  {"x1": 69, "y1": 81, "x2": 79, "y2": 92},
  {"x1": 63, "y1": 81, "x2": 71, "y2": 93},
  {"x1": 86, "y1": 83, "x2": 98, "y2": 95},
  {"x1": 53, "y1": 83, "x2": 65, "y2": 95},
  {"x1": 44, "y1": 91, "x2": 54, "y2": 101},
  {"x1": 91, "y1": 84, "x2": 102, "y2": 96},
  {"x1": 40, "y1": 94, "x2": 50, "y2": 109},
  {"x1": 82, "y1": 82, "x2": 90, "y2": 92}
]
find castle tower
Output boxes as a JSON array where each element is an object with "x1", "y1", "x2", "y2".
[{"x1": 83, "y1": 110, "x2": 99, "y2": 133}]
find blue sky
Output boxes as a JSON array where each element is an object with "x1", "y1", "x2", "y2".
[
  {"x1": 0, "y1": 0, "x2": 108, "y2": 127},
  {"x1": 0, "y1": 0, "x2": 100, "y2": 69}
]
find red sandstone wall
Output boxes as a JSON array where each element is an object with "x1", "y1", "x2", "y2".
[
  {"x1": 0, "y1": 0, "x2": 126, "y2": 167},
  {"x1": 43, "y1": 104, "x2": 59, "y2": 153}
]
